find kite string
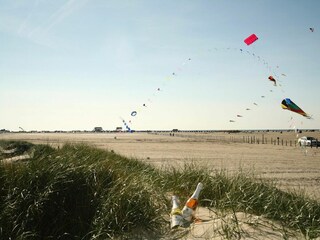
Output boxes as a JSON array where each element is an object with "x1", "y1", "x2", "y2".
[
  {"x1": 125, "y1": 57, "x2": 192, "y2": 129},
  {"x1": 123, "y1": 46, "x2": 288, "y2": 128}
]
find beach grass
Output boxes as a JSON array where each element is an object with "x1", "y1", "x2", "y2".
[{"x1": 0, "y1": 141, "x2": 319, "y2": 239}]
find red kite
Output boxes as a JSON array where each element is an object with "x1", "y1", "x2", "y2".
[
  {"x1": 268, "y1": 76, "x2": 277, "y2": 86},
  {"x1": 244, "y1": 34, "x2": 258, "y2": 45}
]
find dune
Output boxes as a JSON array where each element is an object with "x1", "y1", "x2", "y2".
[{"x1": 172, "y1": 207, "x2": 306, "y2": 239}]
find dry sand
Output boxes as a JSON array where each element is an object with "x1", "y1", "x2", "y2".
[{"x1": 171, "y1": 207, "x2": 306, "y2": 240}]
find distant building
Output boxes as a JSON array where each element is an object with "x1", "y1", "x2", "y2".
[
  {"x1": 172, "y1": 129, "x2": 179, "y2": 132},
  {"x1": 93, "y1": 127, "x2": 103, "y2": 132},
  {"x1": 115, "y1": 127, "x2": 122, "y2": 132}
]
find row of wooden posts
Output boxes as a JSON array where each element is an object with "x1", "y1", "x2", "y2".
[
  {"x1": 168, "y1": 133, "x2": 319, "y2": 148},
  {"x1": 240, "y1": 135, "x2": 298, "y2": 146},
  {"x1": 236, "y1": 135, "x2": 318, "y2": 148}
]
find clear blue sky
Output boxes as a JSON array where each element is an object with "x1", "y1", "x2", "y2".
[{"x1": 1, "y1": 0, "x2": 319, "y2": 131}]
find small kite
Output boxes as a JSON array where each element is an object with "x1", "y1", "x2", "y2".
[
  {"x1": 253, "y1": 103, "x2": 258, "y2": 106},
  {"x1": 281, "y1": 73, "x2": 287, "y2": 76},
  {"x1": 281, "y1": 98, "x2": 311, "y2": 119},
  {"x1": 237, "y1": 115, "x2": 243, "y2": 117},
  {"x1": 310, "y1": 28, "x2": 314, "y2": 32},
  {"x1": 229, "y1": 120, "x2": 235, "y2": 123},
  {"x1": 246, "y1": 108, "x2": 251, "y2": 110},
  {"x1": 261, "y1": 96, "x2": 265, "y2": 98},
  {"x1": 143, "y1": 104, "x2": 147, "y2": 107},
  {"x1": 268, "y1": 76, "x2": 277, "y2": 86},
  {"x1": 120, "y1": 118, "x2": 133, "y2": 132},
  {"x1": 244, "y1": 34, "x2": 258, "y2": 45},
  {"x1": 131, "y1": 111, "x2": 137, "y2": 117},
  {"x1": 124, "y1": 123, "x2": 132, "y2": 132}
]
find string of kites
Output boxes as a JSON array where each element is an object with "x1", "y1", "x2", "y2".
[
  {"x1": 121, "y1": 30, "x2": 314, "y2": 131},
  {"x1": 234, "y1": 33, "x2": 312, "y2": 122}
]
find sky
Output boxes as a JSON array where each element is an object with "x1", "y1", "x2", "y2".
[{"x1": 1, "y1": 0, "x2": 320, "y2": 131}]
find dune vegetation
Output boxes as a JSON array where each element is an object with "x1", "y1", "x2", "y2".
[{"x1": 0, "y1": 140, "x2": 319, "y2": 239}]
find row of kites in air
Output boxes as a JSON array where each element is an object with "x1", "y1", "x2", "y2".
[
  {"x1": 234, "y1": 33, "x2": 312, "y2": 123},
  {"x1": 121, "y1": 30, "x2": 314, "y2": 132}
]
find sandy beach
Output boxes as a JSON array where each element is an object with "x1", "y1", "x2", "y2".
[{"x1": 1, "y1": 131, "x2": 320, "y2": 200}]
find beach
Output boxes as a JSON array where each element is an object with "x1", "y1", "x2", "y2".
[{"x1": 1, "y1": 131, "x2": 320, "y2": 200}]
